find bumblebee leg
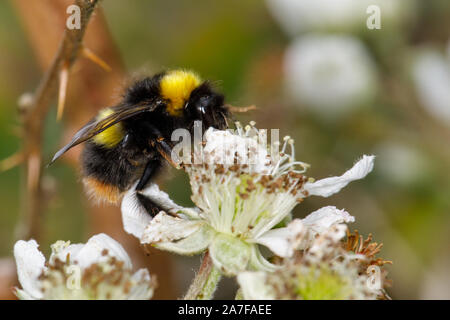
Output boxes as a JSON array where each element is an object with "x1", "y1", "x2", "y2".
[
  {"x1": 136, "y1": 192, "x2": 161, "y2": 217},
  {"x1": 154, "y1": 138, "x2": 180, "y2": 168},
  {"x1": 135, "y1": 159, "x2": 163, "y2": 217},
  {"x1": 142, "y1": 124, "x2": 179, "y2": 168},
  {"x1": 135, "y1": 159, "x2": 160, "y2": 191}
]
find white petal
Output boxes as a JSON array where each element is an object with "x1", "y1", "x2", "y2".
[
  {"x1": 298, "y1": 206, "x2": 354, "y2": 250},
  {"x1": 326, "y1": 223, "x2": 348, "y2": 243},
  {"x1": 309, "y1": 224, "x2": 348, "y2": 255},
  {"x1": 248, "y1": 245, "x2": 278, "y2": 272},
  {"x1": 49, "y1": 241, "x2": 84, "y2": 265},
  {"x1": 139, "y1": 183, "x2": 183, "y2": 212},
  {"x1": 302, "y1": 206, "x2": 355, "y2": 235},
  {"x1": 253, "y1": 219, "x2": 306, "y2": 257},
  {"x1": 121, "y1": 187, "x2": 153, "y2": 239},
  {"x1": 303, "y1": 155, "x2": 375, "y2": 197},
  {"x1": 140, "y1": 183, "x2": 181, "y2": 211},
  {"x1": 75, "y1": 233, "x2": 132, "y2": 269},
  {"x1": 13, "y1": 240, "x2": 46, "y2": 300},
  {"x1": 14, "y1": 288, "x2": 37, "y2": 300},
  {"x1": 237, "y1": 271, "x2": 274, "y2": 300},
  {"x1": 141, "y1": 212, "x2": 204, "y2": 244},
  {"x1": 154, "y1": 224, "x2": 214, "y2": 255},
  {"x1": 127, "y1": 269, "x2": 154, "y2": 300},
  {"x1": 121, "y1": 183, "x2": 183, "y2": 239},
  {"x1": 178, "y1": 207, "x2": 202, "y2": 219}
]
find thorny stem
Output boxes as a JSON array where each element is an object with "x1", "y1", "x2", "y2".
[
  {"x1": 184, "y1": 251, "x2": 222, "y2": 300},
  {"x1": 16, "y1": 0, "x2": 99, "y2": 241}
]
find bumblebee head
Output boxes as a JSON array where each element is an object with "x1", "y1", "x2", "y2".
[
  {"x1": 159, "y1": 69, "x2": 228, "y2": 129},
  {"x1": 185, "y1": 82, "x2": 227, "y2": 130}
]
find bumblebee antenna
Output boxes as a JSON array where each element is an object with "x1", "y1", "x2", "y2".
[{"x1": 226, "y1": 104, "x2": 257, "y2": 113}]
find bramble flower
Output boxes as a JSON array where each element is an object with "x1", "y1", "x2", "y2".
[
  {"x1": 376, "y1": 142, "x2": 428, "y2": 185},
  {"x1": 238, "y1": 223, "x2": 390, "y2": 300},
  {"x1": 284, "y1": 34, "x2": 377, "y2": 117},
  {"x1": 122, "y1": 123, "x2": 375, "y2": 276},
  {"x1": 265, "y1": 0, "x2": 413, "y2": 36},
  {"x1": 411, "y1": 47, "x2": 450, "y2": 127},
  {"x1": 13, "y1": 234, "x2": 155, "y2": 300}
]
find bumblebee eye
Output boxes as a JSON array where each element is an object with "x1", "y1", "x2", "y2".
[
  {"x1": 197, "y1": 96, "x2": 211, "y2": 114},
  {"x1": 121, "y1": 133, "x2": 132, "y2": 148}
]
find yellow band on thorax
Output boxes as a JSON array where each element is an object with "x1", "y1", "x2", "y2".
[{"x1": 160, "y1": 70, "x2": 202, "y2": 116}]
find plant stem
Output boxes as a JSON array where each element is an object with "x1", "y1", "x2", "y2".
[
  {"x1": 184, "y1": 251, "x2": 221, "y2": 300},
  {"x1": 13, "y1": 0, "x2": 99, "y2": 242}
]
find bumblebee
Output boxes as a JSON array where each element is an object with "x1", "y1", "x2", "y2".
[{"x1": 51, "y1": 70, "x2": 229, "y2": 215}]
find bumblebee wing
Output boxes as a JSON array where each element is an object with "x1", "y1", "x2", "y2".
[{"x1": 49, "y1": 103, "x2": 159, "y2": 165}]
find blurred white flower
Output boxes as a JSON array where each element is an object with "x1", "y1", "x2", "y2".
[
  {"x1": 284, "y1": 34, "x2": 377, "y2": 117},
  {"x1": 412, "y1": 48, "x2": 450, "y2": 127},
  {"x1": 376, "y1": 142, "x2": 428, "y2": 185},
  {"x1": 238, "y1": 224, "x2": 383, "y2": 300},
  {"x1": 14, "y1": 234, "x2": 155, "y2": 300},
  {"x1": 266, "y1": 0, "x2": 413, "y2": 36},
  {"x1": 122, "y1": 124, "x2": 374, "y2": 276}
]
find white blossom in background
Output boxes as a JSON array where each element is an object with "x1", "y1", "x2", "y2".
[
  {"x1": 122, "y1": 124, "x2": 375, "y2": 276},
  {"x1": 238, "y1": 224, "x2": 383, "y2": 300},
  {"x1": 284, "y1": 34, "x2": 377, "y2": 118},
  {"x1": 411, "y1": 47, "x2": 450, "y2": 127},
  {"x1": 14, "y1": 234, "x2": 155, "y2": 300},
  {"x1": 376, "y1": 142, "x2": 428, "y2": 185},
  {"x1": 265, "y1": 0, "x2": 414, "y2": 36}
]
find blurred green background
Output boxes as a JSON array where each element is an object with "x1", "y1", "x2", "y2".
[{"x1": 1, "y1": 0, "x2": 449, "y2": 299}]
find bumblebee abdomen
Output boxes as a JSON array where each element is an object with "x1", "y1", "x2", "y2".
[
  {"x1": 92, "y1": 108, "x2": 125, "y2": 148},
  {"x1": 81, "y1": 141, "x2": 144, "y2": 203},
  {"x1": 83, "y1": 177, "x2": 123, "y2": 204}
]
